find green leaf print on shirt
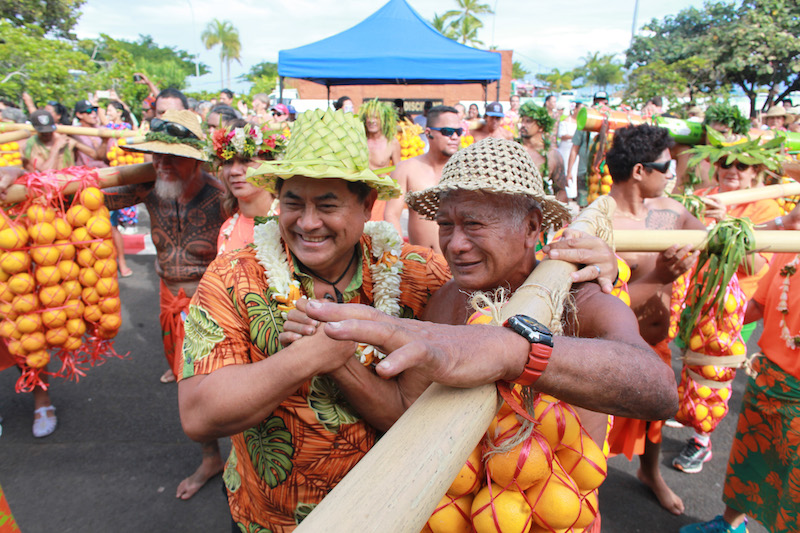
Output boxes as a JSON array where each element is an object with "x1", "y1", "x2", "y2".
[
  {"x1": 243, "y1": 416, "x2": 294, "y2": 488},
  {"x1": 182, "y1": 304, "x2": 225, "y2": 376},
  {"x1": 223, "y1": 448, "x2": 242, "y2": 493},
  {"x1": 244, "y1": 291, "x2": 284, "y2": 355},
  {"x1": 308, "y1": 375, "x2": 360, "y2": 433}
]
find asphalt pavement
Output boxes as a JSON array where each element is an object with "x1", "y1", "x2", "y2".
[{"x1": 0, "y1": 251, "x2": 768, "y2": 533}]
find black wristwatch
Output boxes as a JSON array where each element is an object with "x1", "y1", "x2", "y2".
[{"x1": 503, "y1": 315, "x2": 554, "y2": 386}]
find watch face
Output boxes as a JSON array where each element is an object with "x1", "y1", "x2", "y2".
[{"x1": 508, "y1": 315, "x2": 554, "y2": 347}]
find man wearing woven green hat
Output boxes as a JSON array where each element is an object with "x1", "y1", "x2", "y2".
[{"x1": 106, "y1": 108, "x2": 229, "y2": 500}]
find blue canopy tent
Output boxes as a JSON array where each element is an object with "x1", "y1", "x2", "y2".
[{"x1": 277, "y1": 0, "x2": 502, "y2": 102}]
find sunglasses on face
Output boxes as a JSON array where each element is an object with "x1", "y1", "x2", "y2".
[
  {"x1": 719, "y1": 160, "x2": 752, "y2": 171},
  {"x1": 150, "y1": 118, "x2": 199, "y2": 139},
  {"x1": 429, "y1": 126, "x2": 464, "y2": 137},
  {"x1": 640, "y1": 160, "x2": 672, "y2": 174},
  {"x1": 272, "y1": 111, "x2": 284, "y2": 117}
]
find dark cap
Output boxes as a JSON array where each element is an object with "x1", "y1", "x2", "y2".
[
  {"x1": 74, "y1": 99, "x2": 98, "y2": 114},
  {"x1": 30, "y1": 109, "x2": 57, "y2": 133},
  {"x1": 485, "y1": 101, "x2": 504, "y2": 117},
  {"x1": 593, "y1": 91, "x2": 609, "y2": 102}
]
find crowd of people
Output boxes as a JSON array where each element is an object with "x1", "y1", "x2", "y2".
[{"x1": 1, "y1": 81, "x2": 800, "y2": 533}]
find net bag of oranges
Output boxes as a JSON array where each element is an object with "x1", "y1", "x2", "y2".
[
  {"x1": 0, "y1": 167, "x2": 124, "y2": 392},
  {"x1": 422, "y1": 310, "x2": 606, "y2": 533},
  {"x1": 671, "y1": 218, "x2": 751, "y2": 433}
]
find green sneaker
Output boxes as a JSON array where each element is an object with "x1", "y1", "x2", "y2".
[{"x1": 680, "y1": 515, "x2": 747, "y2": 532}]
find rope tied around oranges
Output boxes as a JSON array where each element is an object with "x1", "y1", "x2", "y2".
[{"x1": 0, "y1": 167, "x2": 126, "y2": 393}]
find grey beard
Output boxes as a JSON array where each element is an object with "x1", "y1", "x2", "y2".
[{"x1": 154, "y1": 179, "x2": 186, "y2": 201}]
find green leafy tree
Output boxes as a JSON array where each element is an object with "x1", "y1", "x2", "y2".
[
  {"x1": 574, "y1": 52, "x2": 624, "y2": 90},
  {"x1": 626, "y1": 0, "x2": 800, "y2": 116},
  {"x1": 240, "y1": 61, "x2": 278, "y2": 96},
  {"x1": 512, "y1": 61, "x2": 530, "y2": 81},
  {"x1": 537, "y1": 68, "x2": 573, "y2": 92},
  {"x1": 429, "y1": 13, "x2": 457, "y2": 39},
  {"x1": 201, "y1": 18, "x2": 241, "y2": 89},
  {"x1": 0, "y1": 0, "x2": 85, "y2": 38},
  {"x1": 441, "y1": 0, "x2": 493, "y2": 45}
]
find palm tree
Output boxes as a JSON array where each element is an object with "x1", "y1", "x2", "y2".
[
  {"x1": 442, "y1": 0, "x2": 494, "y2": 45},
  {"x1": 430, "y1": 13, "x2": 457, "y2": 39},
  {"x1": 201, "y1": 19, "x2": 241, "y2": 89}
]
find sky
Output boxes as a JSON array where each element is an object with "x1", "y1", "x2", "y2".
[{"x1": 74, "y1": 0, "x2": 707, "y2": 94}]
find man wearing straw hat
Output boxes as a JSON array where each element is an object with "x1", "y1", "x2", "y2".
[
  {"x1": 764, "y1": 105, "x2": 789, "y2": 131},
  {"x1": 105, "y1": 108, "x2": 228, "y2": 500}
]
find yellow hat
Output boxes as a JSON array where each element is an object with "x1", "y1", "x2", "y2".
[{"x1": 247, "y1": 108, "x2": 400, "y2": 200}]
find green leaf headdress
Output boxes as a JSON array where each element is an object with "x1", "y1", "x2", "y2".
[
  {"x1": 685, "y1": 127, "x2": 784, "y2": 175},
  {"x1": 518, "y1": 101, "x2": 555, "y2": 134},
  {"x1": 703, "y1": 102, "x2": 750, "y2": 136},
  {"x1": 358, "y1": 98, "x2": 398, "y2": 140}
]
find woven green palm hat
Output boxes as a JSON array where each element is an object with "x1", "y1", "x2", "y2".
[{"x1": 247, "y1": 108, "x2": 400, "y2": 200}]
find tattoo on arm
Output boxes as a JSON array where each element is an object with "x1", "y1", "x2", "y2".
[
  {"x1": 645, "y1": 209, "x2": 680, "y2": 230},
  {"x1": 104, "y1": 184, "x2": 151, "y2": 210}
]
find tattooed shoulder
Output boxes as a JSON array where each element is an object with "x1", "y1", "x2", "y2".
[{"x1": 645, "y1": 209, "x2": 680, "y2": 230}]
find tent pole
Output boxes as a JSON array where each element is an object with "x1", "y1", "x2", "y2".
[
  {"x1": 496, "y1": 79, "x2": 500, "y2": 101},
  {"x1": 327, "y1": 84, "x2": 331, "y2": 108},
  {"x1": 483, "y1": 83, "x2": 487, "y2": 105},
  {"x1": 278, "y1": 76, "x2": 284, "y2": 104}
]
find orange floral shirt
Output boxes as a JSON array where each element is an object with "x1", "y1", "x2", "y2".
[{"x1": 180, "y1": 234, "x2": 449, "y2": 532}]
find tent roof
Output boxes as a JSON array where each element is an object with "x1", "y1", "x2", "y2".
[{"x1": 278, "y1": 0, "x2": 502, "y2": 86}]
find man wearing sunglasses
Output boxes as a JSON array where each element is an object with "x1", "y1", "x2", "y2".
[
  {"x1": 603, "y1": 124, "x2": 710, "y2": 516},
  {"x1": 384, "y1": 105, "x2": 461, "y2": 253},
  {"x1": 72, "y1": 99, "x2": 111, "y2": 169}
]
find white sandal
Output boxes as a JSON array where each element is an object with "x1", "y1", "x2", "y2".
[{"x1": 33, "y1": 406, "x2": 57, "y2": 438}]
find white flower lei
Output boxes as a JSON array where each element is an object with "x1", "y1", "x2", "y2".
[
  {"x1": 252, "y1": 219, "x2": 403, "y2": 363},
  {"x1": 778, "y1": 253, "x2": 800, "y2": 350}
]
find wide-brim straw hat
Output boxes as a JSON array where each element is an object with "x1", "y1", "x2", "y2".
[
  {"x1": 407, "y1": 138, "x2": 571, "y2": 230},
  {"x1": 122, "y1": 109, "x2": 207, "y2": 161},
  {"x1": 246, "y1": 108, "x2": 400, "y2": 201},
  {"x1": 765, "y1": 106, "x2": 787, "y2": 118}
]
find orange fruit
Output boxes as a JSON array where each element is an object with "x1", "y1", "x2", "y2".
[
  {"x1": 711, "y1": 405, "x2": 727, "y2": 418},
  {"x1": 45, "y1": 326, "x2": 70, "y2": 346},
  {"x1": 555, "y1": 434, "x2": 607, "y2": 492},
  {"x1": 718, "y1": 387, "x2": 731, "y2": 401},
  {"x1": 707, "y1": 331, "x2": 731, "y2": 353},
  {"x1": 65, "y1": 318, "x2": 86, "y2": 337},
  {"x1": 11, "y1": 292, "x2": 39, "y2": 314},
  {"x1": 616, "y1": 258, "x2": 631, "y2": 284},
  {"x1": 16, "y1": 313, "x2": 42, "y2": 334},
  {"x1": 66, "y1": 204, "x2": 92, "y2": 227},
  {"x1": 93, "y1": 258, "x2": 117, "y2": 278},
  {"x1": 28, "y1": 222, "x2": 56, "y2": 245},
  {"x1": 26, "y1": 204, "x2": 56, "y2": 224},
  {"x1": 99, "y1": 312, "x2": 120, "y2": 331},
  {"x1": 689, "y1": 335, "x2": 704, "y2": 352},
  {"x1": 79, "y1": 187, "x2": 105, "y2": 210},
  {"x1": 25, "y1": 350, "x2": 50, "y2": 368},
  {"x1": 58, "y1": 260, "x2": 80, "y2": 281},
  {"x1": 92, "y1": 206, "x2": 110, "y2": 219},
  {"x1": 97, "y1": 328, "x2": 117, "y2": 340},
  {"x1": 697, "y1": 386, "x2": 712, "y2": 399},
  {"x1": 81, "y1": 286, "x2": 100, "y2": 305},
  {"x1": 448, "y1": 445, "x2": 484, "y2": 497},
  {"x1": 76, "y1": 248, "x2": 96, "y2": 267},
  {"x1": 39, "y1": 285, "x2": 67, "y2": 307},
  {"x1": 724, "y1": 294, "x2": 738, "y2": 314},
  {"x1": 63, "y1": 299, "x2": 85, "y2": 319},
  {"x1": 0, "y1": 303, "x2": 16, "y2": 323},
  {"x1": 31, "y1": 245, "x2": 60, "y2": 266},
  {"x1": 534, "y1": 396, "x2": 581, "y2": 450},
  {"x1": 472, "y1": 483, "x2": 533, "y2": 533},
  {"x1": 19, "y1": 331, "x2": 46, "y2": 352},
  {"x1": 35, "y1": 265, "x2": 61, "y2": 286},
  {"x1": 98, "y1": 297, "x2": 120, "y2": 314},
  {"x1": 0, "y1": 225, "x2": 29, "y2": 249},
  {"x1": 52, "y1": 217, "x2": 72, "y2": 240},
  {"x1": 573, "y1": 490, "x2": 599, "y2": 529},
  {"x1": 699, "y1": 320, "x2": 716, "y2": 337},
  {"x1": 63, "y1": 335, "x2": 83, "y2": 350},
  {"x1": 78, "y1": 267, "x2": 99, "y2": 287},
  {"x1": 731, "y1": 341, "x2": 746, "y2": 356},
  {"x1": 53, "y1": 239, "x2": 76, "y2": 260},
  {"x1": 90, "y1": 239, "x2": 115, "y2": 259},
  {"x1": 85, "y1": 215, "x2": 111, "y2": 239},
  {"x1": 0, "y1": 319, "x2": 19, "y2": 339},
  {"x1": 525, "y1": 471, "x2": 581, "y2": 530},
  {"x1": 426, "y1": 493, "x2": 473, "y2": 533},
  {"x1": 0, "y1": 281, "x2": 12, "y2": 302},
  {"x1": 7, "y1": 338, "x2": 25, "y2": 356},
  {"x1": 95, "y1": 276, "x2": 118, "y2": 297},
  {"x1": 83, "y1": 304, "x2": 101, "y2": 322},
  {"x1": 487, "y1": 434, "x2": 552, "y2": 491},
  {"x1": 42, "y1": 308, "x2": 68, "y2": 328},
  {"x1": 62, "y1": 280, "x2": 82, "y2": 300},
  {"x1": 0, "y1": 251, "x2": 31, "y2": 274},
  {"x1": 71, "y1": 226, "x2": 90, "y2": 246},
  {"x1": 694, "y1": 404, "x2": 709, "y2": 421},
  {"x1": 0, "y1": 269, "x2": 7, "y2": 282}
]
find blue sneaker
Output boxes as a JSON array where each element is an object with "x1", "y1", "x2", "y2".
[{"x1": 680, "y1": 515, "x2": 747, "y2": 532}]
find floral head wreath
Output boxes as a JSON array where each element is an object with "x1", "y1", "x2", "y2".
[{"x1": 205, "y1": 123, "x2": 287, "y2": 167}]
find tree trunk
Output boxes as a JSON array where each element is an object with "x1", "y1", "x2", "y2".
[{"x1": 220, "y1": 54, "x2": 224, "y2": 90}]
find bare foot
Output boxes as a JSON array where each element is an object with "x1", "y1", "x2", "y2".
[
  {"x1": 160, "y1": 369, "x2": 176, "y2": 383},
  {"x1": 176, "y1": 455, "x2": 225, "y2": 500},
  {"x1": 637, "y1": 467, "x2": 684, "y2": 515}
]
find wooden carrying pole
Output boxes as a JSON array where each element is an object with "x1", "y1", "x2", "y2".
[
  {"x1": 0, "y1": 130, "x2": 32, "y2": 144},
  {"x1": 0, "y1": 122, "x2": 141, "y2": 139},
  {"x1": 1, "y1": 163, "x2": 156, "y2": 206},
  {"x1": 709, "y1": 182, "x2": 800, "y2": 206},
  {"x1": 614, "y1": 229, "x2": 800, "y2": 253},
  {"x1": 295, "y1": 197, "x2": 617, "y2": 533}
]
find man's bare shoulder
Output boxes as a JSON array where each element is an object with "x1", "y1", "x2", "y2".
[
  {"x1": 644, "y1": 196, "x2": 701, "y2": 230},
  {"x1": 394, "y1": 154, "x2": 437, "y2": 191}
]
